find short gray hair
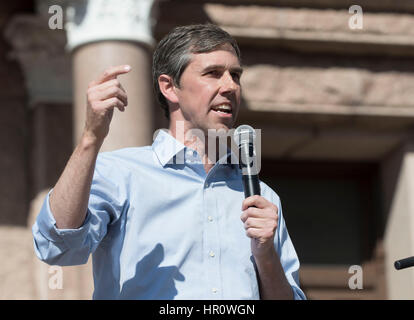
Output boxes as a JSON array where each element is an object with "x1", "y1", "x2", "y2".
[{"x1": 152, "y1": 24, "x2": 241, "y2": 119}]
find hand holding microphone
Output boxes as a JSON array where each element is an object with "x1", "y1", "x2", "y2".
[{"x1": 234, "y1": 125, "x2": 279, "y2": 258}]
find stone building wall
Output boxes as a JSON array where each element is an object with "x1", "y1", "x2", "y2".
[{"x1": 1, "y1": 0, "x2": 414, "y2": 299}]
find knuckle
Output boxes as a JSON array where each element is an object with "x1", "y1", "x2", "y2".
[
  {"x1": 115, "y1": 87, "x2": 123, "y2": 96},
  {"x1": 111, "y1": 87, "x2": 120, "y2": 96},
  {"x1": 245, "y1": 218, "x2": 251, "y2": 227},
  {"x1": 107, "y1": 97, "x2": 116, "y2": 106},
  {"x1": 115, "y1": 98, "x2": 124, "y2": 106},
  {"x1": 87, "y1": 88, "x2": 95, "y2": 98},
  {"x1": 90, "y1": 101, "x2": 100, "y2": 110}
]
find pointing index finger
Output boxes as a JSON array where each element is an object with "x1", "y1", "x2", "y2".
[{"x1": 97, "y1": 65, "x2": 131, "y2": 84}]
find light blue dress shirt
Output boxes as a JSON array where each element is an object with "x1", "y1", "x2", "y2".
[{"x1": 32, "y1": 129, "x2": 306, "y2": 300}]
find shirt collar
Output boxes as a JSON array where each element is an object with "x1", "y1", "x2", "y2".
[
  {"x1": 152, "y1": 129, "x2": 240, "y2": 171},
  {"x1": 152, "y1": 129, "x2": 186, "y2": 167}
]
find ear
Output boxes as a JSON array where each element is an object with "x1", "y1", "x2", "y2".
[{"x1": 158, "y1": 74, "x2": 179, "y2": 105}]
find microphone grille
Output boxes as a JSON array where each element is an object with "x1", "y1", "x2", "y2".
[{"x1": 233, "y1": 125, "x2": 255, "y2": 147}]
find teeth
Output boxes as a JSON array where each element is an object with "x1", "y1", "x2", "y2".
[{"x1": 213, "y1": 104, "x2": 232, "y2": 112}]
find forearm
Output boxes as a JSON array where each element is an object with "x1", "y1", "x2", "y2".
[
  {"x1": 254, "y1": 247, "x2": 294, "y2": 300},
  {"x1": 49, "y1": 132, "x2": 102, "y2": 229}
]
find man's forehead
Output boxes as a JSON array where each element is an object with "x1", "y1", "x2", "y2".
[{"x1": 189, "y1": 47, "x2": 242, "y2": 70}]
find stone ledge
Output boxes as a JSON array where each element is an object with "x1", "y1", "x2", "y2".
[
  {"x1": 225, "y1": 26, "x2": 414, "y2": 57},
  {"x1": 241, "y1": 65, "x2": 414, "y2": 110},
  {"x1": 204, "y1": 4, "x2": 414, "y2": 56},
  {"x1": 157, "y1": 3, "x2": 414, "y2": 56},
  {"x1": 254, "y1": 123, "x2": 405, "y2": 160},
  {"x1": 246, "y1": 101, "x2": 414, "y2": 118},
  {"x1": 214, "y1": 0, "x2": 414, "y2": 13},
  {"x1": 205, "y1": 4, "x2": 414, "y2": 36}
]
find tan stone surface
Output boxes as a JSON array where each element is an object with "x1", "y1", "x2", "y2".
[
  {"x1": 241, "y1": 65, "x2": 414, "y2": 109},
  {"x1": 0, "y1": 226, "x2": 36, "y2": 299},
  {"x1": 28, "y1": 190, "x2": 94, "y2": 300},
  {"x1": 205, "y1": 5, "x2": 414, "y2": 36},
  {"x1": 383, "y1": 148, "x2": 414, "y2": 299}
]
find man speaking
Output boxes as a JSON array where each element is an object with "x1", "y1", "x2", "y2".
[{"x1": 32, "y1": 24, "x2": 306, "y2": 300}]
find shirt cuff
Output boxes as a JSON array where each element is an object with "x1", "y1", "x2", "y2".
[{"x1": 34, "y1": 189, "x2": 91, "y2": 248}]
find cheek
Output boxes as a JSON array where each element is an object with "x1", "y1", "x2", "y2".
[
  {"x1": 189, "y1": 84, "x2": 217, "y2": 108},
  {"x1": 177, "y1": 76, "x2": 219, "y2": 114}
]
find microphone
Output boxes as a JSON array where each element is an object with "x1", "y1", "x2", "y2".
[
  {"x1": 234, "y1": 125, "x2": 261, "y2": 198},
  {"x1": 394, "y1": 256, "x2": 414, "y2": 270}
]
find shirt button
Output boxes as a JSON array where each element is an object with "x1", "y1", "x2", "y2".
[
  {"x1": 212, "y1": 288, "x2": 218, "y2": 293},
  {"x1": 205, "y1": 182, "x2": 210, "y2": 188},
  {"x1": 208, "y1": 216, "x2": 213, "y2": 222},
  {"x1": 209, "y1": 251, "x2": 215, "y2": 257}
]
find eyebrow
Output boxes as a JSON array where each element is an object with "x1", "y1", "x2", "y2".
[{"x1": 201, "y1": 64, "x2": 244, "y2": 75}]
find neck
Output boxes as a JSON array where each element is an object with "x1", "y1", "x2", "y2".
[{"x1": 168, "y1": 120, "x2": 225, "y2": 174}]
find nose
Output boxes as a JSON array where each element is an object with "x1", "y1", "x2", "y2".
[{"x1": 219, "y1": 71, "x2": 239, "y2": 94}]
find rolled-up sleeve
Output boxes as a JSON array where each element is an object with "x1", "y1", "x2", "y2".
[{"x1": 32, "y1": 154, "x2": 127, "y2": 266}]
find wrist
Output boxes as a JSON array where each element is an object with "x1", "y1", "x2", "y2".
[
  {"x1": 80, "y1": 131, "x2": 104, "y2": 151},
  {"x1": 252, "y1": 240, "x2": 276, "y2": 262}
]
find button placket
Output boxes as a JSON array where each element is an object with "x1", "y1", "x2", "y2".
[{"x1": 203, "y1": 178, "x2": 221, "y2": 298}]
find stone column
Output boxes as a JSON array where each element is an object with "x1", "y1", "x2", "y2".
[
  {"x1": 4, "y1": 13, "x2": 80, "y2": 299},
  {"x1": 382, "y1": 142, "x2": 414, "y2": 299},
  {"x1": 66, "y1": 0, "x2": 157, "y2": 151},
  {"x1": 5, "y1": 0, "x2": 158, "y2": 299}
]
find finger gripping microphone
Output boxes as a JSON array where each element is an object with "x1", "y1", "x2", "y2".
[{"x1": 234, "y1": 125, "x2": 261, "y2": 198}]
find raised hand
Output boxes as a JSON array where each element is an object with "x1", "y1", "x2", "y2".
[{"x1": 84, "y1": 65, "x2": 131, "y2": 144}]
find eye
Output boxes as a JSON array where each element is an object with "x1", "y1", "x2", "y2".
[
  {"x1": 231, "y1": 72, "x2": 241, "y2": 83},
  {"x1": 204, "y1": 70, "x2": 221, "y2": 77}
]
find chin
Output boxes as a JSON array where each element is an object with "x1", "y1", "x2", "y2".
[{"x1": 213, "y1": 122, "x2": 232, "y2": 132}]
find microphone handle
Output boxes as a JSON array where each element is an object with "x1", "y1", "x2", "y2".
[
  {"x1": 239, "y1": 142, "x2": 261, "y2": 198},
  {"x1": 242, "y1": 174, "x2": 261, "y2": 198},
  {"x1": 395, "y1": 256, "x2": 414, "y2": 270}
]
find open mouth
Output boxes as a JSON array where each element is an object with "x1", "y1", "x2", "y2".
[{"x1": 211, "y1": 104, "x2": 232, "y2": 115}]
